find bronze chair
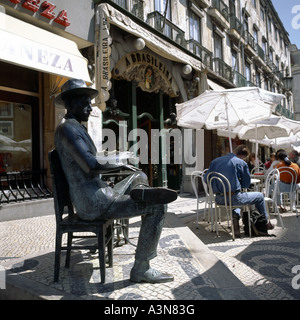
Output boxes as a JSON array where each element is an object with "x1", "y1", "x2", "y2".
[{"x1": 48, "y1": 149, "x2": 113, "y2": 283}]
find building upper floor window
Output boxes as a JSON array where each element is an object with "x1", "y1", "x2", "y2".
[
  {"x1": 276, "y1": 57, "x2": 280, "y2": 70},
  {"x1": 231, "y1": 49, "x2": 238, "y2": 71},
  {"x1": 269, "y1": 48, "x2": 273, "y2": 62},
  {"x1": 155, "y1": 0, "x2": 171, "y2": 19},
  {"x1": 255, "y1": 66, "x2": 261, "y2": 88},
  {"x1": 252, "y1": 0, "x2": 256, "y2": 8},
  {"x1": 264, "y1": 78, "x2": 268, "y2": 91},
  {"x1": 268, "y1": 16, "x2": 272, "y2": 34},
  {"x1": 229, "y1": 0, "x2": 236, "y2": 16},
  {"x1": 245, "y1": 60, "x2": 251, "y2": 83},
  {"x1": 262, "y1": 39, "x2": 267, "y2": 54},
  {"x1": 253, "y1": 28, "x2": 258, "y2": 44},
  {"x1": 281, "y1": 62, "x2": 285, "y2": 72},
  {"x1": 112, "y1": 0, "x2": 127, "y2": 9},
  {"x1": 214, "y1": 32, "x2": 223, "y2": 59},
  {"x1": 244, "y1": 15, "x2": 249, "y2": 32},
  {"x1": 188, "y1": 10, "x2": 201, "y2": 44},
  {"x1": 260, "y1": 5, "x2": 265, "y2": 21},
  {"x1": 274, "y1": 26, "x2": 278, "y2": 42}
]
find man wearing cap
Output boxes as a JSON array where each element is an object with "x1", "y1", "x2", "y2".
[{"x1": 54, "y1": 79, "x2": 177, "y2": 284}]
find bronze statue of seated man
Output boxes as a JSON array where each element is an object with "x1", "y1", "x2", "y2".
[{"x1": 54, "y1": 79, "x2": 177, "y2": 283}]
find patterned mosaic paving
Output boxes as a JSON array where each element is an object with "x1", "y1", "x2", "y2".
[
  {"x1": 187, "y1": 212, "x2": 300, "y2": 300},
  {"x1": 6, "y1": 224, "x2": 220, "y2": 300}
]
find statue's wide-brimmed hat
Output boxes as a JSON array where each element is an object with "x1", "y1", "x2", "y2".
[{"x1": 54, "y1": 79, "x2": 98, "y2": 108}]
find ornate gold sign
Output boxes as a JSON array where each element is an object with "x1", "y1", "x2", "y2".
[{"x1": 113, "y1": 51, "x2": 179, "y2": 97}]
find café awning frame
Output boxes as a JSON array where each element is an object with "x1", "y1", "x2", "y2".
[{"x1": 0, "y1": 11, "x2": 91, "y2": 83}]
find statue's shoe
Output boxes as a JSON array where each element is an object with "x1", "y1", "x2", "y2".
[
  {"x1": 130, "y1": 187, "x2": 177, "y2": 204},
  {"x1": 130, "y1": 268, "x2": 174, "y2": 283}
]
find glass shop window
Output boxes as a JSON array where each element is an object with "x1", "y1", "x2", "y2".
[{"x1": 0, "y1": 101, "x2": 32, "y2": 172}]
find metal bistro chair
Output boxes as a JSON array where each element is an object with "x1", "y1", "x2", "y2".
[
  {"x1": 48, "y1": 150, "x2": 114, "y2": 283},
  {"x1": 251, "y1": 165, "x2": 265, "y2": 175},
  {"x1": 207, "y1": 172, "x2": 251, "y2": 240},
  {"x1": 191, "y1": 170, "x2": 213, "y2": 229},
  {"x1": 264, "y1": 169, "x2": 284, "y2": 229},
  {"x1": 250, "y1": 166, "x2": 266, "y2": 192},
  {"x1": 278, "y1": 167, "x2": 298, "y2": 214},
  {"x1": 296, "y1": 185, "x2": 300, "y2": 217}
]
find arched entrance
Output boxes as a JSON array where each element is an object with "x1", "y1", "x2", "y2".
[
  {"x1": 102, "y1": 51, "x2": 180, "y2": 188},
  {"x1": 103, "y1": 76, "x2": 180, "y2": 189}
]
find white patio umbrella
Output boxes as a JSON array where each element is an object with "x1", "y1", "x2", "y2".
[
  {"x1": 251, "y1": 132, "x2": 300, "y2": 150},
  {"x1": 253, "y1": 115, "x2": 300, "y2": 134},
  {"x1": 176, "y1": 87, "x2": 285, "y2": 152},
  {"x1": 217, "y1": 115, "x2": 298, "y2": 166},
  {"x1": 217, "y1": 116, "x2": 292, "y2": 140}
]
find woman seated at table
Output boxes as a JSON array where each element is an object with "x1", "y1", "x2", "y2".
[
  {"x1": 248, "y1": 153, "x2": 264, "y2": 174},
  {"x1": 264, "y1": 152, "x2": 276, "y2": 170},
  {"x1": 274, "y1": 150, "x2": 300, "y2": 212},
  {"x1": 265, "y1": 149, "x2": 284, "y2": 177},
  {"x1": 247, "y1": 153, "x2": 257, "y2": 173}
]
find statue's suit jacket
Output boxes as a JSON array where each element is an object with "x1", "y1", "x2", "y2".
[
  {"x1": 55, "y1": 116, "x2": 118, "y2": 220},
  {"x1": 55, "y1": 116, "x2": 165, "y2": 261}
]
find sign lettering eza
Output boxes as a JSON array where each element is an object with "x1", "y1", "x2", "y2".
[{"x1": 8, "y1": 0, "x2": 70, "y2": 27}]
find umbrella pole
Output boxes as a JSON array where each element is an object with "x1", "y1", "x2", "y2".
[
  {"x1": 225, "y1": 98, "x2": 233, "y2": 153},
  {"x1": 255, "y1": 124, "x2": 259, "y2": 170}
]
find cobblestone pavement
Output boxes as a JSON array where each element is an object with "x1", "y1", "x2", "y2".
[
  {"x1": 0, "y1": 213, "x2": 225, "y2": 300},
  {"x1": 0, "y1": 194, "x2": 300, "y2": 300},
  {"x1": 181, "y1": 197, "x2": 300, "y2": 300}
]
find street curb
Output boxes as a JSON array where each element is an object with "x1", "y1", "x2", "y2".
[
  {"x1": 0, "y1": 199, "x2": 54, "y2": 222},
  {"x1": 0, "y1": 210, "x2": 259, "y2": 300},
  {"x1": 0, "y1": 271, "x2": 83, "y2": 300},
  {"x1": 0, "y1": 251, "x2": 83, "y2": 300}
]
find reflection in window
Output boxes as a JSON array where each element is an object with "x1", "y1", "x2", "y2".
[
  {"x1": 214, "y1": 32, "x2": 223, "y2": 59},
  {"x1": 231, "y1": 49, "x2": 239, "y2": 85},
  {"x1": 189, "y1": 10, "x2": 201, "y2": 43},
  {"x1": 0, "y1": 101, "x2": 32, "y2": 172}
]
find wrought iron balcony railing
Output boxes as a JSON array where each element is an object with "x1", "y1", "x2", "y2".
[
  {"x1": 276, "y1": 104, "x2": 294, "y2": 119},
  {"x1": 229, "y1": 15, "x2": 243, "y2": 36},
  {"x1": 211, "y1": 0, "x2": 229, "y2": 21},
  {"x1": 232, "y1": 70, "x2": 247, "y2": 87},
  {"x1": 147, "y1": 11, "x2": 187, "y2": 48},
  {"x1": 244, "y1": 31, "x2": 255, "y2": 51},
  {"x1": 213, "y1": 57, "x2": 232, "y2": 82},
  {"x1": 255, "y1": 43, "x2": 265, "y2": 61},
  {"x1": 111, "y1": 0, "x2": 144, "y2": 20},
  {"x1": 187, "y1": 39, "x2": 213, "y2": 69},
  {"x1": 247, "y1": 81, "x2": 256, "y2": 87},
  {"x1": 265, "y1": 57, "x2": 277, "y2": 71}
]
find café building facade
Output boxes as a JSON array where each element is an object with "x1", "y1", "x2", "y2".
[
  {"x1": 93, "y1": 2, "x2": 207, "y2": 191},
  {"x1": 0, "y1": 0, "x2": 207, "y2": 210},
  {"x1": 2, "y1": 0, "x2": 291, "y2": 204},
  {"x1": 0, "y1": 0, "x2": 96, "y2": 215}
]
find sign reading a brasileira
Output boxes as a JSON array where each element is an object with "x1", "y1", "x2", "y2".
[
  {"x1": 113, "y1": 51, "x2": 179, "y2": 97},
  {"x1": 94, "y1": 7, "x2": 112, "y2": 110}
]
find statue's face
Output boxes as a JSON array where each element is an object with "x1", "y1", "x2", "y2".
[{"x1": 68, "y1": 95, "x2": 92, "y2": 122}]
